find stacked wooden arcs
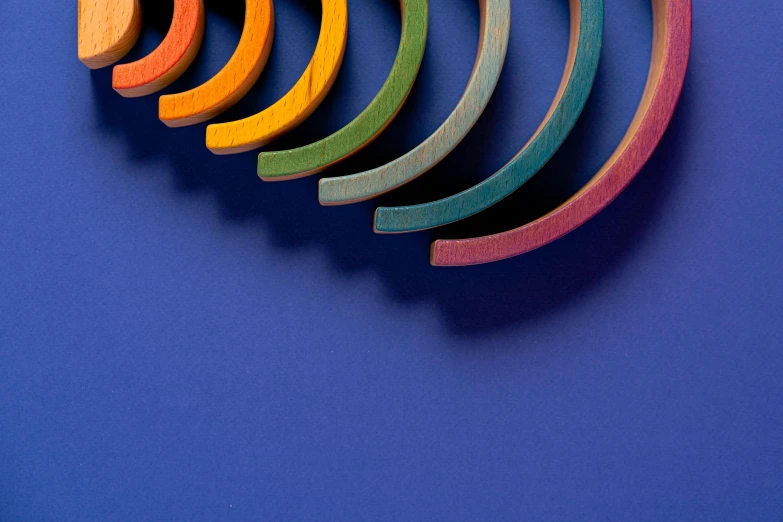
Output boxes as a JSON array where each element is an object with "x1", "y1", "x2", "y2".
[{"x1": 78, "y1": 0, "x2": 692, "y2": 266}]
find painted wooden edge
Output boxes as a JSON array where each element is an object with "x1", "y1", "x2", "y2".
[
  {"x1": 374, "y1": 0, "x2": 603, "y2": 234},
  {"x1": 78, "y1": 0, "x2": 142, "y2": 70},
  {"x1": 431, "y1": 0, "x2": 692, "y2": 266},
  {"x1": 206, "y1": 0, "x2": 349, "y2": 155},
  {"x1": 158, "y1": 0, "x2": 275, "y2": 128},
  {"x1": 317, "y1": 0, "x2": 508, "y2": 204},
  {"x1": 112, "y1": 0, "x2": 205, "y2": 98},
  {"x1": 256, "y1": 0, "x2": 429, "y2": 182}
]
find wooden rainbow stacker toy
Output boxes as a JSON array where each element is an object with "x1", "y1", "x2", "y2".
[{"x1": 78, "y1": 0, "x2": 692, "y2": 266}]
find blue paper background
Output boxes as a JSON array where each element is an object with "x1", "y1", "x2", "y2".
[{"x1": 1, "y1": 0, "x2": 781, "y2": 519}]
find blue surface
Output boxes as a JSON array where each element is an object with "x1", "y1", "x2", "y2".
[{"x1": 1, "y1": 0, "x2": 781, "y2": 520}]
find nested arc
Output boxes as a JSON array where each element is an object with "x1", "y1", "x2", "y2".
[
  {"x1": 316, "y1": 0, "x2": 509, "y2": 204},
  {"x1": 431, "y1": 0, "x2": 692, "y2": 266},
  {"x1": 158, "y1": 0, "x2": 275, "y2": 128},
  {"x1": 256, "y1": 0, "x2": 429, "y2": 182},
  {"x1": 373, "y1": 0, "x2": 604, "y2": 234},
  {"x1": 206, "y1": 0, "x2": 350, "y2": 155},
  {"x1": 112, "y1": 0, "x2": 206, "y2": 98}
]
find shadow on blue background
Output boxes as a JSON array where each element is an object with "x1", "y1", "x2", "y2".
[
  {"x1": 4, "y1": 0, "x2": 782, "y2": 519},
  {"x1": 88, "y1": 0, "x2": 689, "y2": 336}
]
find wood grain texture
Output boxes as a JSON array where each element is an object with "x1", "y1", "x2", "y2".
[
  {"x1": 112, "y1": 0, "x2": 205, "y2": 98},
  {"x1": 432, "y1": 0, "x2": 692, "y2": 266},
  {"x1": 317, "y1": 0, "x2": 507, "y2": 203},
  {"x1": 206, "y1": 0, "x2": 349, "y2": 155},
  {"x1": 374, "y1": 0, "x2": 603, "y2": 234},
  {"x1": 158, "y1": 0, "x2": 274, "y2": 128},
  {"x1": 78, "y1": 0, "x2": 142, "y2": 69},
  {"x1": 256, "y1": 0, "x2": 428, "y2": 181}
]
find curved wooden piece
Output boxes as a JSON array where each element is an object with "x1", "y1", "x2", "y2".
[
  {"x1": 207, "y1": 0, "x2": 349, "y2": 155},
  {"x1": 432, "y1": 0, "x2": 692, "y2": 266},
  {"x1": 78, "y1": 0, "x2": 142, "y2": 69},
  {"x1": 257, "y1": 0, "x2": 428, "y2": 181},
  {"x1": 112, "y1": 0, "x2": 205, "y2": 98},
  {"x1": 159, "y1": 0, "x2": 274, "y2": 128},
  {"x1": 317, "y1": 0, "x2": 507, "y2": 203},
  {"x1": 374, "y1": 0, "x2": 603, "y2": 233}
]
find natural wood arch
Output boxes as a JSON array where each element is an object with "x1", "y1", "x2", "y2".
[{"x1": 78, "y1": 0, "x2": 142, "y2": 69}]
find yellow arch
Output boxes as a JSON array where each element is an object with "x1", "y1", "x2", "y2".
[
  {"x1": 206, "y1": 0, "x2": 349, "y2": 155},
  {"x1": 159, "y1": 0, "x2": 275, "y2": 128}
]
